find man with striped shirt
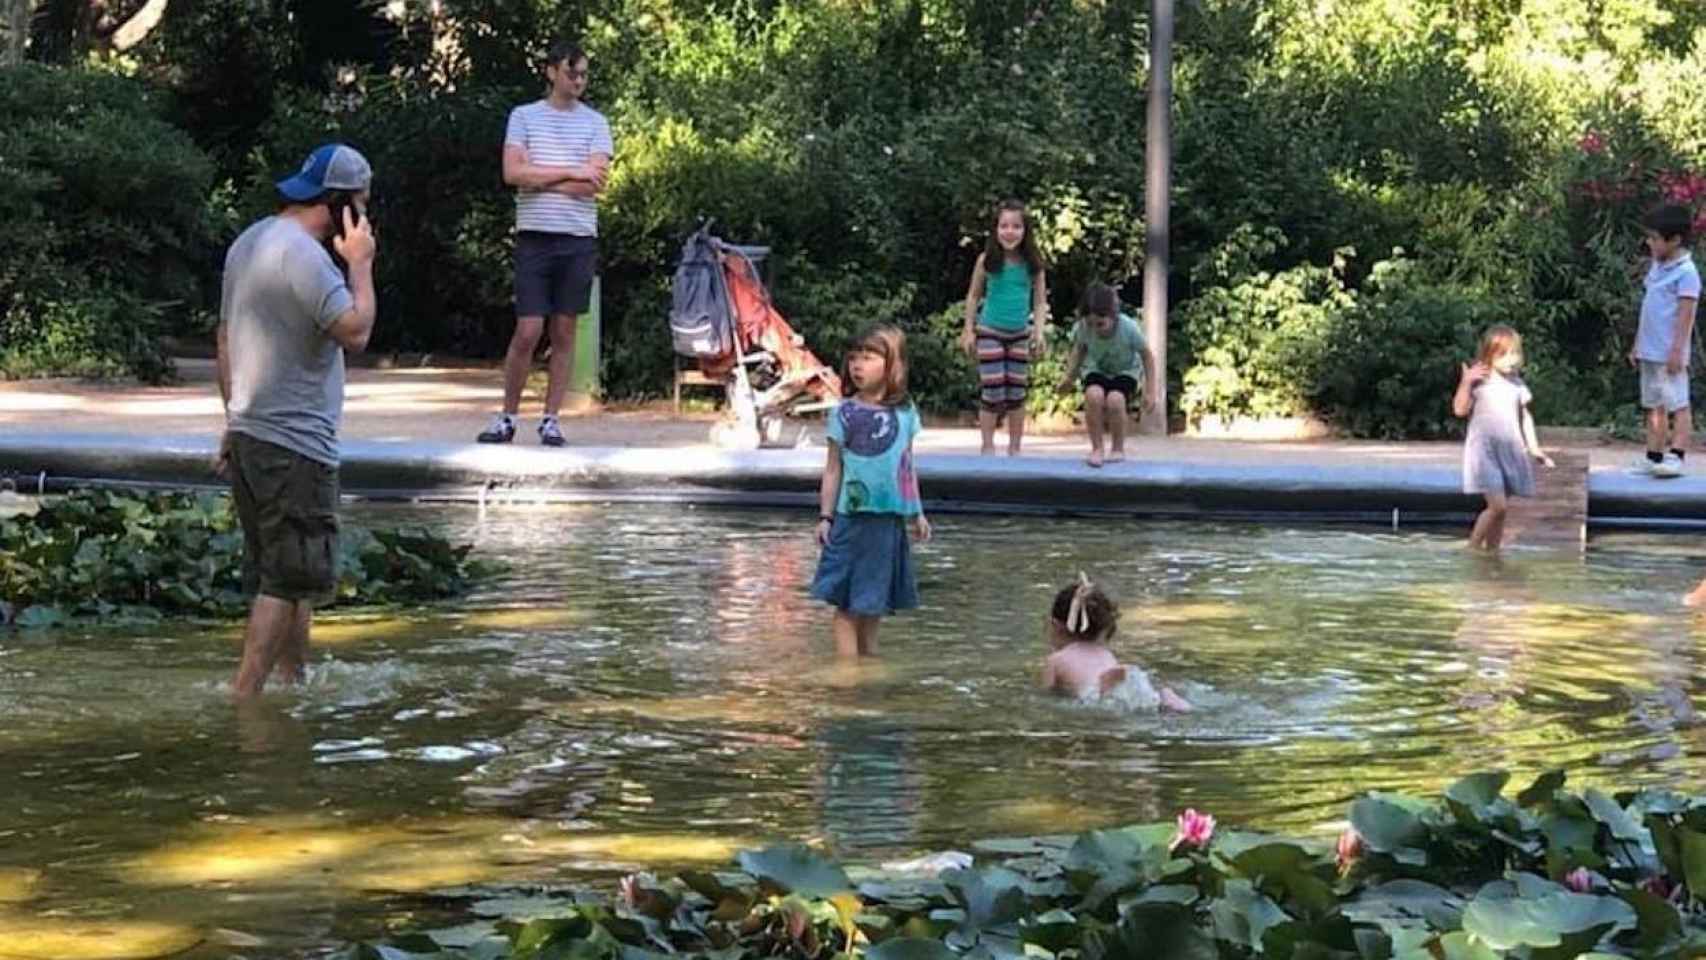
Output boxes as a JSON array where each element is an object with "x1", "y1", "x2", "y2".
[{"x1": 478, "y1": 40, "x2": 613, "y2": 447}]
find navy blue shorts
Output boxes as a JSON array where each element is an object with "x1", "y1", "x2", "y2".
[
  {"x1": 809, "y1": 514, "x2": 920, "y2": 616},
  {"x1": 515, "y1": 231, "x2": 597, "y2": 318}
]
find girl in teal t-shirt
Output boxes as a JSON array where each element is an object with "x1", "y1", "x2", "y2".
[
  {"x1": 809, "y1": 325, "x2": 931, "y2": 657},
  {"x1": 959, "y1": 199, "x2": 1049, "y2": 457},
  {"x1": 1059, "y1": 283, "x2": 1155, "y2": 467}
]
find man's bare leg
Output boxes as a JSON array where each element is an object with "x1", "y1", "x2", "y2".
[
  {"x1": 501, "y1": 316, "x2": 545, "y2": 415},
  {"x1": 234, "y1": 595, "x2": 299, "y2": 698},
  {"x1": 1671, "y1": 407, "x2": 1692, "y2": 452},
  {"x1": 544, "y1": 312, "x2": 578, "y2": 416},
  {"x1": 271, "y1": 602, "x2": 311, "y2": 685}
]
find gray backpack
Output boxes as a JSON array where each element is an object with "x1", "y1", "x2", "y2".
[{"x1": 669, "y1": 226, "x2": 734, "y2": 358}]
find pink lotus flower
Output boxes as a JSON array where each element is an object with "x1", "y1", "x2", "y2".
[
  {"x1": 618, "y1": 873, "x2": 641, "y2": 907},
  {"x1": 1336, "y1": 827, "x2": 1365, "y2": 873},
  {"x1": 1171, "y1": 809, "x2": 1216, "y2": 851},
  {"x1": 1564, "y1": 867, "x2": 1593, "y2": 893}
]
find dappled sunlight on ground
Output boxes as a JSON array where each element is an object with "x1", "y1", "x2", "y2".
[
  {"x1": 0, "y1": 913, "x2": 202, "y2": 960},
  {"x1": 521, "y1": 832, "x2": 750, "y2": 868},
  {"x1": 118, "y1": 815, "x2": 511, "y2": 890},
  {"x1": 455, "y1": 607, "x2": 587, "y2": 633},
  {"x1": 0, "y1": 868, "x2": 41, "y2": 903},
  {"x1": 975, "y1": 798, "x2": 1117, "y2": 837}
]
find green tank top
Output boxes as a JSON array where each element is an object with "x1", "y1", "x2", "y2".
[{"x1": 979, "y1": 259, "x2": 1034, "y2": 332}]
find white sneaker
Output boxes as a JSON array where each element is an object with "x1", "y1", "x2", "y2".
[
  {"x1": 1652, "y1": 453, "x2": 1685, "y2": 478},
  {"x1": 1630, "y1": 455, "x2": 1661, "y2": 476}
]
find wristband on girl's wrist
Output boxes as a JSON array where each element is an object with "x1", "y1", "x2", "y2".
[{"x1": 818, "y1": 515, "x2": 833, "y2": 523}]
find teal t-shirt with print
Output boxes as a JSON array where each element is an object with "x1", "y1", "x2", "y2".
[
  {"x1": 1075, "y1": 311, "x2": 1148, "y2": 382},
  {"x1": 827, "y1": 399, "x2": 922, "y2": 516}
]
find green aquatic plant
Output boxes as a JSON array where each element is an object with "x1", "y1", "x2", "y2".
[
  {"x1": 342, "y1": 769, "x2": 1706, "y2": 959},
  {"x1": 0, "y1": 489, "x2": 486, "y2": 625}
]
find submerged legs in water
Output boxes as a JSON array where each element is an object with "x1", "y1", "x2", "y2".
[
  {"x1": 1468, "y1": 492, "x2": 1508, "y2": 550},
  {"x1": 235, "y1": 595, "x2": 312, "y2": 698},
  {"x1": 833, "y1": 609, "x2": 882, "y2": 657}
]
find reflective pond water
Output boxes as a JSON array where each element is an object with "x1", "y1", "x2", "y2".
[{"x1": 1, "y1": 503, "x2": 1703, "y2": 958}]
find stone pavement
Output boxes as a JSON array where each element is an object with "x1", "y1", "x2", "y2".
[
  {"x1": 0, "y1": 358, "x2": 1634, "y2": 467},
  {"x1": 2, "y1": 361, "x2": 1703, "y2": 531}
]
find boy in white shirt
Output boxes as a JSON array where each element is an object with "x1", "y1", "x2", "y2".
[{"x1": 1630, "y1": 204, "x2": 1699, "y2": 477}]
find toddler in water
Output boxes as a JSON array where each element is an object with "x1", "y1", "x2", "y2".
[
  {"x1": 1040, "y1": 574, "x2": 1191, "y2": 711},
  {"x1": 1453, "y1": 324, "x2": 1553, "y2": 550}
]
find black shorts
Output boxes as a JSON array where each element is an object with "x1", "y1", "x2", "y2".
[
  {"x1": 1083, "y1": 373, "x2": 1139, "y2": 402},
  {"x1": 515, "y1": 231, "x2": 598, "y2": 318},
  {"x1": 228, "y1": 432, "x2": 340, "y2": 603}
]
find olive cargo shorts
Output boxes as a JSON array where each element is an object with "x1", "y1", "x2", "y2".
[{"x1": 228, "y1": 431, "x2": 340, "y2": 603}]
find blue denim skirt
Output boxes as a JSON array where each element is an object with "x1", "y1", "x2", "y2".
[{"x1": 809, "y1": 513, "x2": 919, "y2": 616}]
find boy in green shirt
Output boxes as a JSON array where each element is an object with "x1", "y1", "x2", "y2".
[{"x1": 1058, "y1": 284, "x2": 1156, "y2": 467}]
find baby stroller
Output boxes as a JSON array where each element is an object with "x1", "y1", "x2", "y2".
[{"x1": 668, "y1": 221, "x2": 842, "y2": 449}]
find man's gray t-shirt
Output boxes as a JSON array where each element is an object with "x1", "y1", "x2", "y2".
[
  {"x1": 1635, "y1": 252, "x2": 1701, "y2": 363},
  {"x1": 221, "y1": 216, "x2": 353, "y2": 465}
]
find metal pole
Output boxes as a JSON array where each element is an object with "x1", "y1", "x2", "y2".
[{"x1": 1141, "y1": 0, "x2": 1173, "y2": 435}]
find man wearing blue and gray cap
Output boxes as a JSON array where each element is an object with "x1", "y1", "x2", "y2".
[{"x1": 215, "y1": 143, "x2": 378, "y2": 699}]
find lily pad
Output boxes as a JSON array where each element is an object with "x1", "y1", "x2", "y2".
[
  {"x1": 1209, "y1": 879, "x2": 1290, "y2": 950},
  {"x1": 866, "y1": 939, "x2": 956, "y2": 960},
  {"x1": 1085, "y1": 902, "x2": 1214, "y2": 960},
  {"x1": 1460, "y1": 886, "x2": 1633, "y2": 951},
  {"x1": 737, "y1": 844, "x2": 851, "y2": 898},
  {"x1": 1518, "y1": 770, "x2": 1567, "y2": 807},
  {"x1": 1349, "y1": 796, "x2": 1429, "y2": 864},
  {"x1": 1583, "y1": 789, "x2": 1650, "y2": 847},
  {"x1": 1680, "y1": 828, "x2": 1706, "y2": 902},
  {"x1": 1342, "y1": 880, "x2": 1464, "y2": 931}
]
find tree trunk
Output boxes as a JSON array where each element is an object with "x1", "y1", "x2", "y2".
[{"x1": 3, "y1": 0, "x2": 31, "y2": 66}]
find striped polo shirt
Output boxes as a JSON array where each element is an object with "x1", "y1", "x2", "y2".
[{"x1": 504, "y1": 99, "x2": 614, "y2": 236}]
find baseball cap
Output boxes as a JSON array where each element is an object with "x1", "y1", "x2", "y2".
[{"x1": 276, "y1": 143, "x2": 372, "y2": 202}]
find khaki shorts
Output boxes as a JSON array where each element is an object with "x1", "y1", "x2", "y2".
[
  {"x1": 1639, "y1": 360, "x2": 1691, "y2": 412},
  {"x1": 228, "y1": 431, "x2": 340, "y2": 603}
]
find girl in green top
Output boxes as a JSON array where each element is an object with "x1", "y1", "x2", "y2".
[
  {"x1": 959, "y1": 199, "x2": 1049, "y2": 456},
  {"x1": 1059, "y1": 283, "x2": 1156, "y2": 467}
]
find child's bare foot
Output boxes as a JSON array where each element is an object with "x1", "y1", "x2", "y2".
[
  {"x1": 1684, "y1": 580, "x2": 1706, "y2": 608},
  {"x1": 980, "y1": 443, "x2": 996, "y2": 456},
  {"x1": 1086, "y1": 450, "x2": 1104, "y2": 468},
  {"x1": 1107, "y1": 448, "x2": 1126, "y2": 463}
]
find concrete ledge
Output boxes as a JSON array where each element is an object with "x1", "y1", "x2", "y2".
[{"x1": 2, "y1": 431, "x2": 1703, "y2": 527}]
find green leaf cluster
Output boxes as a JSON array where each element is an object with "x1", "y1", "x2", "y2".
[
  {"x1": 344, "y1": 770, "x2": 1706, "y2": 959},
  {"x1": 0, "y1": 489, "x2": 485, "y2": 625}
]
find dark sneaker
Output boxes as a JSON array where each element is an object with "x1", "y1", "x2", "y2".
[
  {"x1": 477, "y1": 414, "x2": 516, "y2": 444},
  {"x1": 538, "y1": 417, "x2": 566, "y2": 448}
]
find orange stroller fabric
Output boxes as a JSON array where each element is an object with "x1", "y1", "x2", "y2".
[{"x1": 701, "y1": 254, "x2": 842, "y2": 404}]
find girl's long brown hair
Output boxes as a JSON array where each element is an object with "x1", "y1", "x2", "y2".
[
  {"x1": 981, "y1": 199, "x2": 1046, "y2": 277},
  {"x1": 1476, "y1": 324, "x2": 1522, "y2": 367},
  {"x1": 846, "y1": 324, "x2": 911, "y2": 406}
]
